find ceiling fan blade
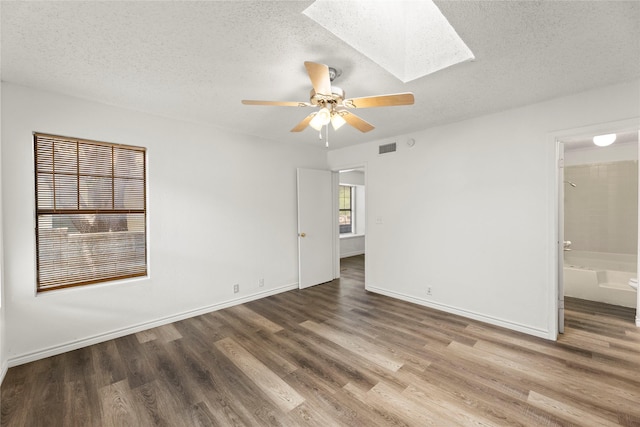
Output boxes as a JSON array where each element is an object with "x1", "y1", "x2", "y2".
[
  {"x1": 344, "y1": 92, "x2": 415, "y2": 108},
  {"x1": 242, "y1": 100, "x2": 311, "y2": 107},
  {"x1": 304, "y1": 61, "x2": 332, "y2": 95},
  {"x1": 342, "y1": 111, "x2": 375, "y2": 133},
  {"x1": 290, "y1": 113, "x2": 316, "y2": 132}
]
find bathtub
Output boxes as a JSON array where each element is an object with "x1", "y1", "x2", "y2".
[{"x1": 564, "y1": 251, "x2": 637, "y2": 308}]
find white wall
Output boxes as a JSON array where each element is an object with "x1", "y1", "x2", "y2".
[
  {"x1": 328, "y1": 80, "x2": 640, "y2": 339},
  {"x1": 340, "y1": 234, "x2": 365, "y2": 258},
  {"x1": 339, "y1": 170, "x2": 365, "y2": 186},
  {"x1": 1, "y1": 83, "x2": 327, "y2": 364},
  {"x1": 0, "y1": 80, "x2": 6, "y2": 383}
]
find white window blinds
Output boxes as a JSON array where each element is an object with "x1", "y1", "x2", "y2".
[{"x1": 34, "y1": 133, "x2": 147, "y2": 292}]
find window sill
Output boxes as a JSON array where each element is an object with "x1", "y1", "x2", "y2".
[
  {"x1": 340, "y1": 233, "x2": 365, "y2": 240},
  {"x1": 35, "y1": 274, "x2": 149, "y2": 297}
]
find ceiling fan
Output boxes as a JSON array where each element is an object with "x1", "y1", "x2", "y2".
[{"x1": 242, "y1": 61, "x2": 415, "y2": 134}]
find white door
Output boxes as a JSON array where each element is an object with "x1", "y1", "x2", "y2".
[
  {"x1": 297, "y1": 168, "x2": 334, "y2": 289},
  {"x1": 558, "y1": 141, "x2": 565, "y2": 334}
]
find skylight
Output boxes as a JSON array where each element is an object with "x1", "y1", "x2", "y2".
[{"x1": 303, "y1": 0, "x2": 475, "y2": 83}]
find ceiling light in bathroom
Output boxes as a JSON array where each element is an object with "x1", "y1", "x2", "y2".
[{"x1": 593, "y1": 133, "x2": 617, "y2": 147}]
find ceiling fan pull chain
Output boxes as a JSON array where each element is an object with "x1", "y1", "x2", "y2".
[{"x1": 326, "y1": 125, "x2": 329, "y2": 148}]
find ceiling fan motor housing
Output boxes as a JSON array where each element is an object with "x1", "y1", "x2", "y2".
[{"x1": 309, "y1": 86, "x2": 345, "y2": 107}]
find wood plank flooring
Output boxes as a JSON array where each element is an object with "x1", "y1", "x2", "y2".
[{"x1": 2, "y1": 255, "x2": 640, "y2": 426}]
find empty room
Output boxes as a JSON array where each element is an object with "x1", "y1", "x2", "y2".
[{"x1": 1, "y1": 1, "x2": 640, "y2": 426}]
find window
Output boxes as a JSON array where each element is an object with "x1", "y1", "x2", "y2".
[
  {"x1": 34, "y1": 133, "x2": 147, "y2": 292},
  {"x1": 339, "y1": 185, "x2": 353, "y2": 234}
]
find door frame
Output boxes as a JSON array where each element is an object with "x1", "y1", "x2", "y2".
[
  {"x1": 549, "y1": 117, "x2": 640, "y2": 338},
  {"x1": 332, "y1": 162, "x2": 368, "y2": 284},
  {"x1": 558, "y1": 141, "x2": 565, "y2": 334}
]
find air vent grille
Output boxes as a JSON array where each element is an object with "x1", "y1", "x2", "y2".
[{"x1": 379, "y1": 142, "x2": 397, "y2": 154}]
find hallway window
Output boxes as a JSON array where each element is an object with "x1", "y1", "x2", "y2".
[
  {"x1": 339, "y1": 185, "x2": 353, "y2": 234},
  {"x1": 34, "y1": 133, "x2": 147, "y2": 292}
]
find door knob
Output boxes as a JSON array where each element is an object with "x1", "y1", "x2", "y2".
[{"x1": 299, "y1": 232, "x2": 306, "y2": 237}]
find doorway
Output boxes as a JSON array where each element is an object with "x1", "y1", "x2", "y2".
[
  {"x1": 555, "y1": 122, "x2": 640, "y2": 336},
  {"x1": 338, "y1": 167, "x2": 366, "y2": 287}
]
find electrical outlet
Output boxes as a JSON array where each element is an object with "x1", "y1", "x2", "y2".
[
  {"x1": 427, "y1": 287, "x2": 432, "y2": 296},
  {"x1": 233, "y1": 284, "x2": 239, "y2": 293},
  {"x1": 259, "y1": 278, "x2": 264, "y2": 287}
]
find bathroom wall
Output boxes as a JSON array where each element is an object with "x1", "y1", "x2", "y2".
[
  {"x1": 565, "y1": 140, "x2": 637, "y2": 166},
  {"x1": 564, "y1": 160, "x2": 638, "y2": 254}
]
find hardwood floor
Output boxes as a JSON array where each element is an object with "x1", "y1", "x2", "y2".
[{"x1": 2, "y1": 255, "x2": 640, "y2": 426}]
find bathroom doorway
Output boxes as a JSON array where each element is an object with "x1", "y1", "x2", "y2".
[{"x1": 557, "y1": 123, "x2": 640, "y2": 335}]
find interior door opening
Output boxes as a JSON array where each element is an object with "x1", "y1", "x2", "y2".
[
  {"x1": 557, "y1": 125, "x2": 640, "y2": 337},
  {"x1": 338, "y1": 168, "x2": 366, "y2": 288}
]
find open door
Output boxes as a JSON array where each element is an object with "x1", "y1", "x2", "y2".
[
  {"x1": 297, "y1": 168, "x2": 334, "y2": 289},
  {"x1": 558, "y1": 141, "x2": 565, "y2": 334}
]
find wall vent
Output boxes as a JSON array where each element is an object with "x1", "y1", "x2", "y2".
[{"x1": 378, "y1": 142, "x2": 397, "y2": 155}]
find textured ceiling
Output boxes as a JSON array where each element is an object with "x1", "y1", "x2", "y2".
[
  {"x1": 302, "y1": 0, "x2": 475, "y2": 83},
  {"x1": 2, "y1": 1, "x2": 639, "y2": 149}
]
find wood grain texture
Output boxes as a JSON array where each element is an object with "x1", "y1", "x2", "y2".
[
  {"x1": 214, "y1": 337, "x2": 305, "y2": 412},
  {"x1": 2, "y1": 255, "x2": 640, "y2": 426}
]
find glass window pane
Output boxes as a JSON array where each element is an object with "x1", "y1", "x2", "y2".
[
  {"x1": 36, "y1": 141, "x2": 53, "y2": 173},
  {"x1": 80, "y1": 176, "x2": 113, "y2": 209},
  {"x1": 35, "y1": 134, "x2": 147, "y2": 292},
  {"x1": 55, "y1": 174, "x2": 78, "y2": 209},
  {"x1": 79, "y1": 143, "x2": 112, "y2": 176},
  {"x1": 115, "y1": 148, "x2": 145, "y2": 179},
  {"x1": 54, "y1": 140, "x2": 77, "y2": 174},
  {"x1": 37, "y1": 173, "x2": 54, "y2": 209},
  {"x1": 115, "y1": 178, "x2": 145, "y2": 209}
]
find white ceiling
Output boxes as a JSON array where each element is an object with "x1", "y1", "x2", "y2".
[
  {"x1": 302, "y1": 0, "x2": 475, "y2": 83},
  {"x1": 2, "y1": 1, "x2": 639, "y2": 149}
]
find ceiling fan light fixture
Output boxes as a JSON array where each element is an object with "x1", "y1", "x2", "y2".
[
  {"x1": 317, "y1": 107, "x2": 331, "y2": 124},
  {"x1": 309, "y1": 107, "x2": 331, "y2": 130},
  {"x1": 331, "y1": 112, "x2": 346, "y2": 130},
  {"x1": 309, "y1": 116, "x2": 323, "y2": 131},
  {"x1": 593, "y1": 133, "x2": 616, "y2": 147}
]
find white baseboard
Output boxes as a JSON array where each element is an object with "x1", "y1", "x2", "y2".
[
  {"x1": 340, "y1": 250, "x2": 365, "y2": 259},
  {"x1": 8, "y1": 283, "x2": 298, "y2": 367},
  {"x1": 0, "y1": 360, "x2": 7, "y2": 386},
  {"x1": 366, "y1": 285, "x2": 552, "y2": 340}
]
